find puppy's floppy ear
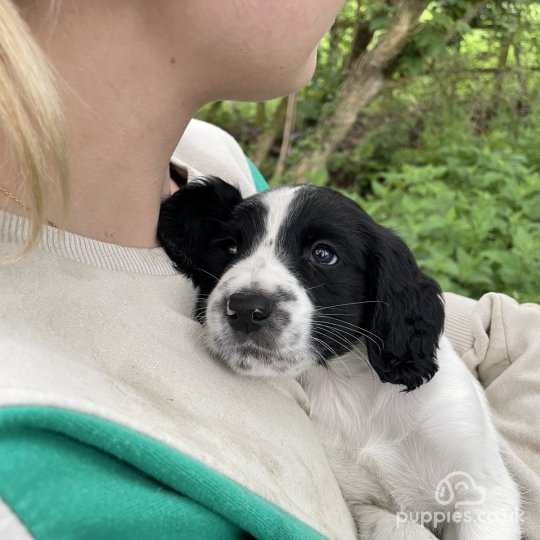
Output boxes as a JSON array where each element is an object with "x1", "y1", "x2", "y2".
[
  {"x1": 158, "y1": 176, "x2": 242, "y2": 290},
  {"x1": 364, "y1": 227, "x2": 444, "y2": 391}
]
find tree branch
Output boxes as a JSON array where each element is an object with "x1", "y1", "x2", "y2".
[{"x1": 291, "y1": 0, "x2": 428, "y2": 181}]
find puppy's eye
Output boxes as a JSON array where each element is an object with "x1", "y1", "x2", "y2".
[
  {"x1": 309, "y1": 244, "x2": 338, "y2": 265},
  {"x1": 212, "y1": 237, "x2": 238, "y2": 256}
]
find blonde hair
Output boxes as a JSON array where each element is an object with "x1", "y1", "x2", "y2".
[{"x1": 0, "y1": 0, "x2": 68, "y2": 259}]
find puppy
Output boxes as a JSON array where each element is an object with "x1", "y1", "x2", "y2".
[{"x1": 158, "y1": 177, "x2": 521, "y2": 539}]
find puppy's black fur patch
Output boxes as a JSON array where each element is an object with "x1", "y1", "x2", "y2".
[
  {"x1": 158, "y1": 177, "x2": 243, "y2": 294},
  {"x1": 362, "y1": 222, "x2": 444, "y2": 391}
]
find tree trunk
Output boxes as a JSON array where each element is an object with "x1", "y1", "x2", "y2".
[
  {"x1": 291, "y1": 0, "x2": 428, "y2": 182},
  {"x1": 514, "y1": 19, "x2": 530, "y2": 118},
  {"x1": 256, "y1": 102, "x2": 267, "y2": 128},
  {"x1": 344, "y1": 21, "x2": 372, "y2": 70},
  {"x1": 273, "y1": 94, "x2": 297, "y2": 181},
  {"x1": 490, "y1": 34, "x2": 511, "y2": 117},
  {"x1": 251, "y1": 98, "x2": 288, "y2": 168}
]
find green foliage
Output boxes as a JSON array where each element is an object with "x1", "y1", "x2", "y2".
[{"x1": 342, "y1": 132, "x2": 540, "y2": 303}]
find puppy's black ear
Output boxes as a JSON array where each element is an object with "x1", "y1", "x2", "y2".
[
  {"x1": 158, "y1": 176, "x2": 242, "y2": 291},
  {"x1": 364, "y1": 227, "x2": 444, "y2": 391}
]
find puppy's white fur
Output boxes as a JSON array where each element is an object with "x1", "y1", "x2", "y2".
[{"x1": 300, "y1": 337, "x2": 521, "y2": 539}]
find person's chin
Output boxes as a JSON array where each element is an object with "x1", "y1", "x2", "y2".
[
  {"x1": 293, "y1": 49, "x2": 318, "y2": 89},
  {"x1": 224, "y1": 49, "x2": 318, "y2": 102},
  {"x1": 271, "y1": 49, "x2": 317, "y2": 98}
]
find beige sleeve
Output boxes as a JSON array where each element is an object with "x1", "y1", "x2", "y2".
[
  {"x1": 171, "y1": 119, "x2": 257, "y2": 198},
  {"x1": 444, "y1": 291, "x2": 540, "y2": 539}
]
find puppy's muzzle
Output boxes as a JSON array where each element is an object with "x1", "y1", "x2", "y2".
[{"x1": 226, "y1": 293, "x2": 274, "y2": 333}]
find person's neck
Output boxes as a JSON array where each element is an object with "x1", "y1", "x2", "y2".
[{"x1": 0, "y1": 2, "x2": 204, "y2": 248}]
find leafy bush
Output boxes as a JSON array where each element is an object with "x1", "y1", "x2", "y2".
[{"x1": 342, "y1": 138, "x2": 540, "y2": 303}]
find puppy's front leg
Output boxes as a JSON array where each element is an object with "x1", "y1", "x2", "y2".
[{"x1": 354, "y1": 504, "x2": 437, "y2": 540}]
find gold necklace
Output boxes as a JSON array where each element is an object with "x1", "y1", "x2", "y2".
[{"x1": 0, "y1": 184, "x2": 57, "y2": 228}]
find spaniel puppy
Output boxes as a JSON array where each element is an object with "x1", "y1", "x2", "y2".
[{"x1": 158, "y1": 177, "x2": 521, "y2": 540}]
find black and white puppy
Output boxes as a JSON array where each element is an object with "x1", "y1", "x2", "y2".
[{"x1": 159, "y1": 177, "x2": 520, "y2": 540}]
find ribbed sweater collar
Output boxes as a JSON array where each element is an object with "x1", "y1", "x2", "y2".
[
  {"x1": 0, "y1": 210, "x2": 178, "y2": 276},
  {"x1": 0, "y1": 160, "x2": 203, "y2": 276}
]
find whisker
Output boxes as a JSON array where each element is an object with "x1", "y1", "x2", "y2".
[
  {"x1": 312, "y1": 323, "x2": 370, "y2": 356},
  {"x1": 311, "y1": 328, "x2": 369, "y2": 368},
  {"x1": 307, "y1": 343, "x2": 328, "y2": 367},
  {"x1": 314, "y1": 300, "x2": 389, "y2": 311},
  {"x1": 311, "y1": 324, "x2": 371, "y2": 363},
  {"x1": 313, "y1": 334, "x2": 336, "y2": 366},
  {"x1": 305, "y1": 283, "x2": 327, "y2": 292},
  {"x1": 312, "y1": 320, "x2": 383, "y2": 356},
  {"x1": 312, "y1": 321, "x2": 366, "y2": 345},
  {"x1": 312, "y1": 312, "x2": 353, "y2": 316},
  {"x1": 192, "y1": 328, "x2": 209, "y2": 346},
  {"x1": 195, "y1": 267, "x2": 220, "y2": 282},
  {"x1": 311, "y1": 334, "x2": 365, "y2": 382},
  {"x1": 311, "y1": 332, "x2": 342, "y2": 360},
  {"x1": 315, "y1": 314, "x2": 384, "y2": 344},
  {"x1": 327, "y1": 356, "x2": 354, "y2": 380}
]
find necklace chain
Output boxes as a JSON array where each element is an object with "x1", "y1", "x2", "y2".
[{"x1": 0, "y1": 184, "x2": 57, "y2": 228}]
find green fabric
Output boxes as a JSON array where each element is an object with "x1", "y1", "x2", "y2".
[
  {"x1": 0, "y1": 406, "x2": 327, "y2": 540},
  {"x1": 246, "y1": 157, "x2": 269, "y2": 192}
]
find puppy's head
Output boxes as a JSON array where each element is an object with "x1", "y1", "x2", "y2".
[{"x1": 159, "y1": 177, "x2": 444, "y2": 390}]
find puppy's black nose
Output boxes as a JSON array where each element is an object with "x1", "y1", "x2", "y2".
[{"x1": 227, "y1": 293, "x2": 274, "y2": 333}]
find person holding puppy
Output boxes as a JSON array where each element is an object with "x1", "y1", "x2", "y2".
[{"x1": 0, "y1": 1, "x2": 538, "y2": 539}]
